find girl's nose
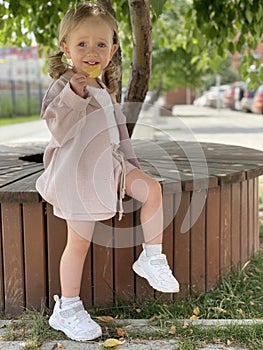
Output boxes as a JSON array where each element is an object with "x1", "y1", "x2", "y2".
[{"x1": 86, "y1": 46, "x2": 98, "y2": 57}]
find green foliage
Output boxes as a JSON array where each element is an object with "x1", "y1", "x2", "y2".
[
  {"x1": 1, "y1": 0, "x2": 262, "y2": 94},
  {"x1": 188, "y1": 0, "x2": 263, "y2": 83},
  {"x1": 0, "y1": 95, "x2": 13, "y2": 118}
]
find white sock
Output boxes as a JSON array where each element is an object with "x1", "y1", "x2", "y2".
[
  {"x1": 143, "y1": 243, "x2": 162, "y2": 257},
  {"x1": 61, "y1": 296, "x2": 80, "y2": 308}
]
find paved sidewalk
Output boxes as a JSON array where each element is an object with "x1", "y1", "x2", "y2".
[{"x1": 1, "y1": 319, "x2": 261, "y2": 349}]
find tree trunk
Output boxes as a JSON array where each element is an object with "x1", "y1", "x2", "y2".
[
  {"x1": 124, "y1": 0, "x2": 152, "y2": 137},
  {"x1": 98, "y1": 0, "x2": 122, "y2": 102}
]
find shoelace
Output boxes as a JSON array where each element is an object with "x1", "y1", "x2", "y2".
[
  {"x1": 151, "y1": 256, "x2": 174, "y2": 278},
  {"x1": 73, "y1": 301, "x2": 91, "y2": 322}
]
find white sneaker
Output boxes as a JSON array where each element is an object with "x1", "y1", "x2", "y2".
[
  {"x1": 49, "y1": 295, "x2": 102, "y2": 341},
  {"x1": 132, "y1": 250, "x2": 180, "y2": 293}
]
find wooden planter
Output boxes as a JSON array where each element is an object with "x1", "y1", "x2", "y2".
[{"x1": 0, "y1": 141, "x2": 262, "y2": 315}]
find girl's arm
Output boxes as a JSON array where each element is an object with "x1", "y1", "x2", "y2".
[{"x1": 41, "y1": 78, "x2": 92, "y2": 146}]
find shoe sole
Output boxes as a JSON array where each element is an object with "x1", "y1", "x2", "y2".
[
  {"x1": 132, "y1": 261, "x2": 180, "y2": 293},
  {"x1": 49, "y1": 316, "x2": 102, "y2": 341}
]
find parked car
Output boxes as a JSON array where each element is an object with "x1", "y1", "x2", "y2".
[
  {"x1": 240, "y1": 88, "x2": 256, "y2": 113},
  {"x1": 223, "y1": 81, "x2": 244, "y2": 110},
  {"x1": 205, "y1": 85, "x2": 230, "y2": 108},
  {"x1": 252, "y1": 85, "x2": 263, "y2": 114},
  {"x1": 193, "y1": 92, "x2": 209, "y2": 106}
]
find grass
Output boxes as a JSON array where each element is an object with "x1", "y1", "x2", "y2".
[
  {"x1": 1, "y1": 249, "x2": 262, "y2": 349},
  {"x1": 0, "y1": 115, "x2": 40, "y2": 127}
]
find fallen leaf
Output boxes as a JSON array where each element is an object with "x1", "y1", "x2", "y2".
[
  {"x1": 190, "y1": 315, "x2": 199, "y2": 320},
  {"x1": 168, "y1": 325, "x2": 176, "y2": 335},
  {"x1": 227, "y1": 339, "x2": 232, "y2": 346},
  {"x1": 213, "y1": 307, "x2": 227, "y2": 314},
  {"x1": 96, "y1": 316, "x2": 117, "y2": 323},
  {"x1": 183, "y1": 321, "x2": 189, "y2": 328},
  {"x1": 193, "y1": 306, "x2": 200, "y2": 316},
  {"x1": 116, "y1": 327, "x2": 125, "y2": 337},
  {"x1": 99, "y1": 338, "x2": 125, "y2": 348},
  {"x1": 20, "y1": 327, "x2": 25, "y2": 337},
  {"x1": 135, "y1": 308, "x2": 141, "y2": 313},
  {"x1": 51, "y1": 343, "x2": 65, "y2": 350},
  {"x1": 212, "y1": 337, "x2": 222, "y2": 344},
  {"x1": 148, "y1": 315, "x2": 161, "y2": 322}
]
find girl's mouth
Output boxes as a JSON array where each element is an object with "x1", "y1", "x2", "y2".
[{"x1": 85, "y1": 61, "x2": 100, "y2": 66}]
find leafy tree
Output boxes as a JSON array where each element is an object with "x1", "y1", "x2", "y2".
[{"x1": 1, "y1": 0, "x2": 263, "y2": 134}]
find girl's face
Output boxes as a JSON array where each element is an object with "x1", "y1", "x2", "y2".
[{"x1": 61, "y1": 17, "x2": 118, "y2": 75}]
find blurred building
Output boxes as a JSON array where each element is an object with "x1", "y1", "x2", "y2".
[{"x1": 0, "y1": 46, "x2": 50, "y2": 85}]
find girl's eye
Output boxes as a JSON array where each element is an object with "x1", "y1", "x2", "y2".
[
  {"x1": 79, "y1": 42, "x2": 86, "y2": 47},
  {"x1": 98, "y1": 42, "x2": 106, "y2": 48}
]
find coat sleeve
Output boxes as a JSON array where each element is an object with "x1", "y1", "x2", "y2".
[{"x1": 41, "y1": 78, "x2": 93, "y2": 146}]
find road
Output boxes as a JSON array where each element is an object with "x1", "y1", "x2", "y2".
[
  {"x1": 0, "y1": 119, "x2": 51, "y2": 145},
  {"x1": 134, "y1": 104, "x2": 263, "y2": 151},
  {"x1": 0, "y1": 105, "x2": 263, "y2": 151}
]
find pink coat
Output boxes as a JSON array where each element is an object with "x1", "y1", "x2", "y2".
[{"x1": 36, "y1": 70, "x2": 139, "y2": 221}]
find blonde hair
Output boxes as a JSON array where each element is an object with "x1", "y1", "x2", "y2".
[{"x1": 48, "y1": 2, "x2": 119, "y2": 94}]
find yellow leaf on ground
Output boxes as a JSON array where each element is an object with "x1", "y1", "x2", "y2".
[
  {"x1": 183, "y1": 321, "x2": 189, "y2": 328},
  {"x1": 168, "y1": 325, "x2": 176, "y2": 335},
  {"x1": 190, "y1": 315, "x2": 199, "y2": 320},
  {"x1": 148, "y1": 315, "x2": 162, "y2": 322},
  {"x1": 99, "y1": 338, "x2": 125, "y2": 348},
  {"x1": 193, "y1": 306, "x2": 200, "y2": 316},
  {"x1": 96, "y1": 316, "x2": 117, "y2": 323},
  {"x1": 227, "y1": 339, "x2": 232, "y2": 346}
]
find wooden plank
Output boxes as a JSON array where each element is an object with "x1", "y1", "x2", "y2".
[
  {"x1": 231, "y1": 182, "x2": 241, "y2": 269},
  {"x1": 220, "y1": 183, "x2": 231, "y2": 274},
  {"x1": 0, "y1": 171, "x2": 43, "y2": 202},
  {"x1": 81, "y1": 247, "x2": 93, "y2": 309},
  {"x1": 92, "y1": 220, "x2": 114, "y2": 306},
  {"x1": 248, "y1": 179, "x2": 254, "y2": 257},
  {"x1": 190, "y1": 189, "x2": 206, "y2": 292},
  {"x1": 134, "y1": 201, "x2": 154, "y2": 299},
  {"x1": 254, "y1": 178, "x2": 260, "y2": 252},
  {"x1": 206, "y1": 187, "x2": 220, "y2": 291},
  {"x1": 0, "y1": 204, "x2": 4, "y2": 312},
  {"x1": 156, "y1": 191, "x2": 174, "y2": 301},
  {"x1": 113, "y1": 198, "x2": 135, "y2": 302},
  {"x1": 0, "y1": 164, "x2": 43, "y2": 188},
  {"x1": 1, "y1": 203, "x2": 25, "y2": 315},
  {"x1": 240, "y1": 181, "x2": 248, "y2": 265},
  {"x1": 46, "y1": 204, "x2": 67, "y2": 309},
  {"x1": 174, "y1": 191, "x2": 190, "y2": 297},
  {"x1": 23, "y1": 202, "x2": 46, "y2": 310}
]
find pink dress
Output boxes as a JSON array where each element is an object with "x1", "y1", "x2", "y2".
[{"x1": 36, "y1": 69, "x2": 139, "y2": 227}]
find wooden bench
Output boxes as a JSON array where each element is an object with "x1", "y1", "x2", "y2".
[{"x1": 0, "y1": 140, "x2": 262, "y2": 315}]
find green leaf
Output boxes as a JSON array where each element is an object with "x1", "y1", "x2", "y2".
[
  {"x1": 245, "y1": 9, "x2": 253, "y2": 23},
  {"x1": 150, "y1": 0, "x2": 167, "y2": 18},
  {"x1": 228, "y1": 41, "x2": 236, "y2": 55}
]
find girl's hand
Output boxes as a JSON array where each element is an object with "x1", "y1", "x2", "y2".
[{"x1": 69, "y1": 72, "x2": 88, "y2": 98}]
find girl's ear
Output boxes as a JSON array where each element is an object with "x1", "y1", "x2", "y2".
[
  {"x1": 61, "y1": 41, "x2": 71, "y2": 58},
  {"x1": 110, "y1": 44, "x2": 118, "y2": 59}
]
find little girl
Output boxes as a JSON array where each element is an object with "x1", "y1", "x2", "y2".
[{"x1": 36, "y1": 1, "x2": 179, "y2": 342}]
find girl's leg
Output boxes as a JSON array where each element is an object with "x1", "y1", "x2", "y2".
[
  {"x1": 126, "y1": 168, "x2": 180, "y2": 293},
  {"x1": 49, "y1": 221, "x2": 102, "y2": 342},
  {"x1": 60, "y1": 221, "x2": 95, "y2": 297},
  {"x1": 125, "y1": 168, "x2": 163, "y2": 244}
]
